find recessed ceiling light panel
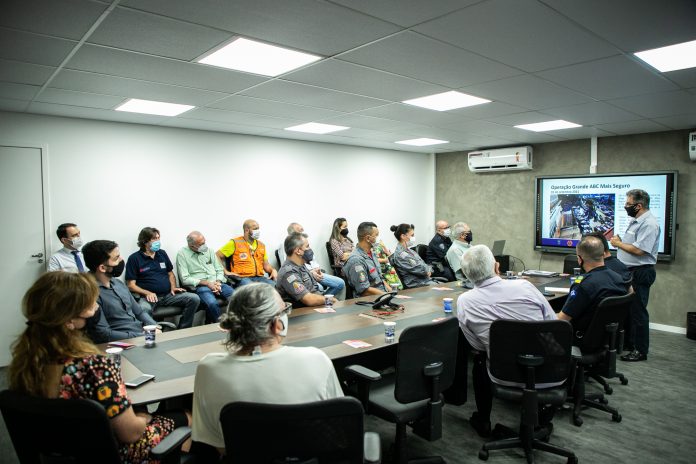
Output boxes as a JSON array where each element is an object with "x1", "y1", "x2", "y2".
[
  {"x1": 395, "y1": 138, "x2": 449, "y2": 146},
  {"x1": 115, "y1": 98, "x2": 194, "y2": 116},
  {"x1": 515, "y1": 120, "x2": 581, "y2": 132},
  {"x1": 198, "y1": 37, "x2": 322, "y2": 77},
  {"x1": 403, "y1": 91, "x2": 491, "y2": 111},
  {"x1": 634, "y1": 39, "x2": 696, "y2": 72},
  {"x1": 285, "y1": 122, "x2": 349, "y2": 134}
]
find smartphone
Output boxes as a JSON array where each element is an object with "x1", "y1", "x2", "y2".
[{"x1": 125, "y1": 374, "x2": 155, "y2": 388}]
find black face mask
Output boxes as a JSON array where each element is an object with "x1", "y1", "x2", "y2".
[
  {"x1": 578, "y1": 257, "x2": 586, "y2": 273},
  {"x1": 464, "y1": 231, "x2": 473, "y2": 243},
  {"x1": 340, "y1": 228, "x2": 349, "y2": 237},
  {"x1": 106, "y1": 260, "x2": 125, "y2": 278},
  {"x1": 624, "y1": 204, "x2": 640, "y2": 218},
  {"x1": 302, "y1": 248, "x2": 314, "y2": 263}
]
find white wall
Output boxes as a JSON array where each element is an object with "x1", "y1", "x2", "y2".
[{"x1": 0, "y1": 111, "x2": 435, "y2": 363}]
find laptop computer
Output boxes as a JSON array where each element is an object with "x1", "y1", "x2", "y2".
[{"x1": 492, "y1": 240, "x2": 506, "y2": 256}]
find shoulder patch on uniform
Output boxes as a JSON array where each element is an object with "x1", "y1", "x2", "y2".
[
  {"x1": 568, "y1": 289, "x2": 577, "y2": 299},
  {"x1": 573, "y1": 275, "x2": 585, "y2": 284},
  {"x1": 286, "y1": 274, "x2": 297, "y2": 283},
  {"x1": 354, "y1": 264, "x2": 365, "y2": 273},
  {"x1": 358, "y1": 271, "x2": 367, "y2": 283},
  {"x1": 292, "y1": 281, "x2": 306, "y2": 294},
  {"x1": 439, "y1": 243, "x2": 445, "y2": 249}
]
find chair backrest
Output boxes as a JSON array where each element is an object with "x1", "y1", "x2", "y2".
[
  {"x1": 488, "y1": 320, "x2": 573, "y2": 386},
  {"x1": 394, "y1": 317, "x2": 459, "y2": 404},
  {"x1": 0, "y1": 389, "x2": 121, "y2": 464},
  {"x1": 563, "y1": 254, "x2": 579, "y2": 274},
  {"x1": 274, "y1": 248, "x2": 282, "y2": 269},
  {"x1": 220, "y1": 397, "x2": 365, "y2": 464},
  {"x1": 578, "y1": 292, "x2": 634, "y2": 351},
  {"x1": 388, "y1": 254, "x2": 409, "y2": 289},
  {"x1": 414, "y1": 244, "x2": 428, "y2": 262}
]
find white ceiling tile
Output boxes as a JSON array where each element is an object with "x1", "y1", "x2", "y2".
[
  {"x1": 34, "y1": 87, "x2": 125, "y2": 109},
  {"x1": 1, "y1": 0, "x2": 108, "y2": 40},
  {"x1": 158, "y1": 118, "x2": 273, "y2": 136},
  {"x1": 330, "y1": 0, "x2": 477, "y2": 27},
  {"x1": 357, "y1": 103, "x2": 470, "y2": 126},
  {"x1": 449, "y1": 102, "x2": 529, "y2": 120},
  {"x1": 0, "y1": 59, "x2": 56, "y2": 86},
  {"x1": 0, "y1": 97, "x2": 29, "y2": 112},
  {"x1": 180, "y1": 107, "x2": 303, "y2": 130},
  {"x1": 414, "y1": 0, "x2": 619, "y2": 72},
  {"x1": 595, "y1": 119, "x2": 671, "y2": 135},
  {"x1": 241, "y1": 80, "x2": 388, "y2": 112},
  {"x1": 207, "y1": 95, "x2": 344, "y2": 121},
  {"x1": 652, "y1": 114, "x2": 696, "y2": 130},
  {"x1": 483, "y1": 111, "x2": 556, "y2": 126},
  {"x1": 536, "y1": 55, "x2": 678, "y2": 100},
  {"x1": 541, "y1": 102, "x2": 642, "y2": 125},
  {"x1": 88, "y1": 7, "x2": 232, "y2": 61},
  {"x1": 314, "y1": 114, "x2": 427, "y2": 133},
  {"x1": 27, "y1": 100, "x2": 169, "y2": 124},
  {"x1": 0, "y1": 28, "x2": 76, "y2": 67},
  {"x1": 548, "y1": 126, "x2": 615, "y2": 139},
  {"x1": 0, "y1": 82, "x2": 40, "y2": 101},
  {"x1": 608, "y1": 90, "x2": 696, "y2": 119},
  {"x1": 540, "y1": 0, "x2": 696, "y2": 52},
  {"x1": 339, "y1": 31, "x2": 522, "y2": 88},
  {"x1": 49, "y1": 69, "x2": 227, "y2": 106},
  {"x1": 121, "y1": 0, "x2": 401, "y2": 56},
  {"x1": 66, "y1": 45, "x2": 266, "y2": 94},
  {"x1": 663, "y1": 68, "x2": 696, "y2": 89},
  {"x1": 460, "y1": 75, "x2": 592, "y2": 110},
  {"x1": 284, "y1": 60, "x2": 447, "y2": 101}
]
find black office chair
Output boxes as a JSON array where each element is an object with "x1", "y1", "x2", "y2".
[
  {"x1": 388, "y1": 254, "x2": 447, "y2": 289},
  {"x1": 129, "y1": 292, "x2": 182, "y2": 330},
  {"x1": 414, "y1": 244, "x2": 429, "y2": 262},
  {"x1": 326, "y1": 241, "x2": 353, "y2": 299},
  {"x1": 479, "y1": 320, "x2": 577, "y2": 464},
  {"x1": 220, "y1": 397, "x2": 381, "y2": 464},
  {"x1": 274, "y1": 248, "x2": 282, "y2": 268},
  {"x1": 568, "y1": 292, "x2": 633, "y2": 426},
  {"x1": 0, "y1": 389, "x2": 191, "y2": 464},
  {"x1": 417, "y1": 244, "x2": 455, "y2": 282},
  {"x1": 345, "y1": 317, "x2": 459, "y2": 464},
  {"x1": 562, "y1": 254, "x2": 579, "y2": 274}
]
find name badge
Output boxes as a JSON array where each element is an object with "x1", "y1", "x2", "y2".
[{"x1": 160, "y1": 262, "x2": 166, "y2": 269}]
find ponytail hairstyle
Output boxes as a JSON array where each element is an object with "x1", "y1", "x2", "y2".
[
  {"x1": 8, "y1": 272, "x2": 100, "y2": 396},
  {"x1": 390, "y1": 223, "x2": 414, "y2": 242},
  {"x1": 330, "y1": 217, "x2": 352, "y2": 243}
]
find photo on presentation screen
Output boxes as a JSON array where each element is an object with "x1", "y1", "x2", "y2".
[{"x1": 548, "y1": 193, "x2": 615, "y2": 241}]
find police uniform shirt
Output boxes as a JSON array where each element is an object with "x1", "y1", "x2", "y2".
[
  {"x1": 344, "y1": 247, "x2": 386, "y2": 294},
  {"x1": 426, "y1": 234, "x2": 452, "y2": 263},
  {"x1": 392, "y1": 243, "x2": 434, "y2": 288},
  {"x1": 277, "y1": 259, "x2": 320, "y2": 304},
  {"x1": 561, "y1": 266, "x2": 627, "y2": 338},
  {"x1": 617, "y1": 210, "x2": 660, "y2": 267},
  {"x1": 604, "y1": 255, "x2": 631, "y2": 282}
]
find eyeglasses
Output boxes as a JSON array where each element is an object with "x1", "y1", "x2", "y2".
[{"x1": 268, "y1": 302, "x2": 292, "y2": 324}]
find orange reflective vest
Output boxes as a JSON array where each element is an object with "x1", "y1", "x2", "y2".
[{"x1": 230, "y1": 237, "x2": 265, "y2": 277}]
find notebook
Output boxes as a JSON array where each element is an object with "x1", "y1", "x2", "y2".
[{"x1": 492, "y1": 240, "x2": 506, "y2": 256}]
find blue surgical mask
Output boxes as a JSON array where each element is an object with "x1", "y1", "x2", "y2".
[
  {"x1": 150, "y1": 240, "x2": 161, "y2": 252},
  {"x1": 251, "y1": 229, "x2": 261, "y2": 240},
  {"x1": 302, "y1": 248, "x2": 314, "y2": 263}
]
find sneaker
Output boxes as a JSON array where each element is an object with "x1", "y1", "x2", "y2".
[
  {"x1": 620, "y1": 350, "x2": 647, "y2": 362},
  {"x1": 469, "y1": 412, "x2": 491, "y2": 437}
]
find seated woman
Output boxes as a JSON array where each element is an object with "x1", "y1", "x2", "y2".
[
  {"x1": 390, "y1": 224, "x2": 436, "y2": 289},
  {"x1": 374, "y1": 238, "x2": 403, "y2": 290},
  {"x1": 191, "y1": 283, "x2": 343, "y2": 456},
  {"x1": 329, "y1": 217, "x2": 354, "y2": 273},
  {"x1": 8, "y1": 272, "x2": 190, "y2": 463}
]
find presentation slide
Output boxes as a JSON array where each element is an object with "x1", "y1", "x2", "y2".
[{"x1": 538, "y1": 173, "x2": 671, "y2": 253}]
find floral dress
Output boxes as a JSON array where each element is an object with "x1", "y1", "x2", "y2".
[
  {"x1": 374, "y1": 241, "x2": 403, "y2": 290},
  {"x1": 58, "y1": 354, "x2": 175, "y2": 463}
]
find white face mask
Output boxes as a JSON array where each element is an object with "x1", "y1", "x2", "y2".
[
  {"x1": 70, "y1": 237, "x2": 84, "y2": 250},
  {"x1": 251, "y1": 229, "x2": 261, "y2": 240},
  {"x1": 442, "y1": 228, "x2": 451, "y2": 237},
  {"x1": 196, "y1": 244, "x2": 209, "y2": 253},
  {"x1": 407, "y1": 236, "x2": 416, "y2": 247},
  {"x1": 278, "y1": 313, "x2": 288, "y2": 337}
]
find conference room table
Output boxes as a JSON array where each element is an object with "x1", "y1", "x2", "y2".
[{"x1": 107, "y1": 274, "x2": 571, "y2": 406}]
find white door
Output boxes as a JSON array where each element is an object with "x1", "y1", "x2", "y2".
[{"x1": 0, "y1": 145, "x2": 47, "y2": 366}]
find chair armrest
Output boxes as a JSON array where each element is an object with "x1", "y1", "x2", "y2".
[
  {"x1": 363, "y1": 431, "x2": 381, "y2": 463},
  {"x1": 158, "y1": 321, "x2": 178, "y2": 332},
  {"x1": 150, "y1": 426, "x2": 191, "y2": 459},
  {"x1": 345, "y1": 365, "x2": 381, "y2": 382},
  {"x1": 517, "y1": 354, "x2": 544, "y2": 367},
  {"x1": 432, "y1": 277, "x2": 448, "y2": 283},
  {"x1": 130, "y1": 292, "x2": 142, "y2": 301},
  {"x1": 571, "y1": 346, "x2": 582, "y2": 359},
  {"x1": 423, "y1": 361, "x2": 443, "y2": 377}
]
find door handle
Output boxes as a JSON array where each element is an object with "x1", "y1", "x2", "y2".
[{"x1": 31, "y1": 253, "x2": 44, "y2": 258}]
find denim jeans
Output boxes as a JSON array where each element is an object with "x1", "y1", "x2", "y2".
[
  {"x1": 316, "y1": 273, "x2": 345, "y2": 298},
  {"x1": 195, "y1": 284, "x2": 234, "y2": 323},
  {"x1": 137, "y1": 292, "x2": 201, "y2": 329},
  {"x1": 237, "y1": 276, "x2": 276, "y2": 287}
]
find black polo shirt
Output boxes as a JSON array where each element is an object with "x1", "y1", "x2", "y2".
[
  {"x1": 426, "y1": 234, "x2": 452, "y2": 263},
  {"x1": 125, "y1": 249, "x2": 174, "y2": 295},
  {"x1": 561, "y1": 265, "x2": 627, "y2": 337}
]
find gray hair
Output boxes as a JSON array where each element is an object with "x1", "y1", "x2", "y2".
[
  {"x1": 460, "y1": 244, "x2": 496, "y2": 285},
  {"x1": 626, "y1": 189, "x2": 650, "y2": 209},
  {"x1": 452, "y1": 222, "x2": 469, "y2": 239},
  {"x1": 219, "y1": 283, "x2": 282, "y2": 352},
  {"x1": 284, "y1": 232, "x2": 307, "y2": 256},
  {"x1": 286, "y1": 222, "x2": 302, "y2": 235},
  {"x1": 577, "y1": 235, "x2": 604, "y2": 263},
  {"x1": 186, "y1": 231, "x2": 202, "y2": 245}
]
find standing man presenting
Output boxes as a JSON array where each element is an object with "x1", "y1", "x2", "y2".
[{"x1": 610, "y1": 189, "x2": 660, "y2": 362}]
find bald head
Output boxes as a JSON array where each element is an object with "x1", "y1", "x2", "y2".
[
  {"x1": 287, "y1": 222, "x2": 303, "y2": 235},
  {"x1": 243, "y1": 219, "x2": 258, "y2": 232},
  {"x1": 436, "y1": 220, "x2": 450, "y2": 237}
]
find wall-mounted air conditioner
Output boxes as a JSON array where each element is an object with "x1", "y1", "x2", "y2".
[{"x1": 468, "y1": 146, "x2": 532, "y2": 172}]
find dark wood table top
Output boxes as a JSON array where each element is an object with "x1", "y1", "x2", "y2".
[{"x1": 104, "y1": 275, "x2": 568, "y2": 405}]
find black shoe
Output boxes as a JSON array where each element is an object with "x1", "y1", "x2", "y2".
[
  {"x1": 620, "y1": 350, "x2": 647, "y2": 362},
  {"x1": 469, "y1": 412, "x2": 491, "y2": 437}
]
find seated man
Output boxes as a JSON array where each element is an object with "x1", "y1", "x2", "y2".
[
  {"x1": 125, "y1": 227, "x2": 201, "y2": 329},
  {"x1": 445, "y1": 221, "x2": 473, "y2": 281},
  {"x1": 277, "y1": 233, "x2": 337, "y2": 307},
  {"x1": 557, "y1": 235, "x2": 628, "y2": 341},
  {"x1": 47, "y1": 222, "x2": 86, "y2": 272},
  {"x1": 586, "y1": 232, "x2": 631, "y2": 282},
  {"x1": 177, "y1": 231, "x2": 234, "y2": 323},
  {"x1": 82, "y1": 240, "x2": 158, "y2": 343},
  {"x1": 216, "y1": 219, "x2": 277, "y2": 286},
  {"x1": 343, "y1": 222, "x2": 389, "y2": 296},
  {"x1": 456, "y1": 245, "x2": 556, "y2": 437},
  {"x1": 425, "y1": 219, "x2": 455, "y2": 281},
  {"x1": 279, "y1": 222, "x2": 345, "y2": 297}
]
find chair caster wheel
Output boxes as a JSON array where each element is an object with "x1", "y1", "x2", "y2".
[
  {"x1": 604, "y1": 386, "x2": 613, "y2": 395},
  {"x1": 479, "y1": 449, "x2": 489, "y2": 461},
  {"x1": 567, "y1": 456, "x2": 579, "y2": 464},
  {"x1": 612, "y1": 413, "x2": 622, "y2": 423},
  {"x1": 573, "y1": 416, "x2": 583, "y2": 427},
  {"x1": 620, "y1": 378, "x2": 628, "y2": 385}
]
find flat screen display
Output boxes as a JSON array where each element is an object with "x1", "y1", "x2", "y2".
[{"x1": 534, "y1": 171, "x2": 677, "y2": 261}]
